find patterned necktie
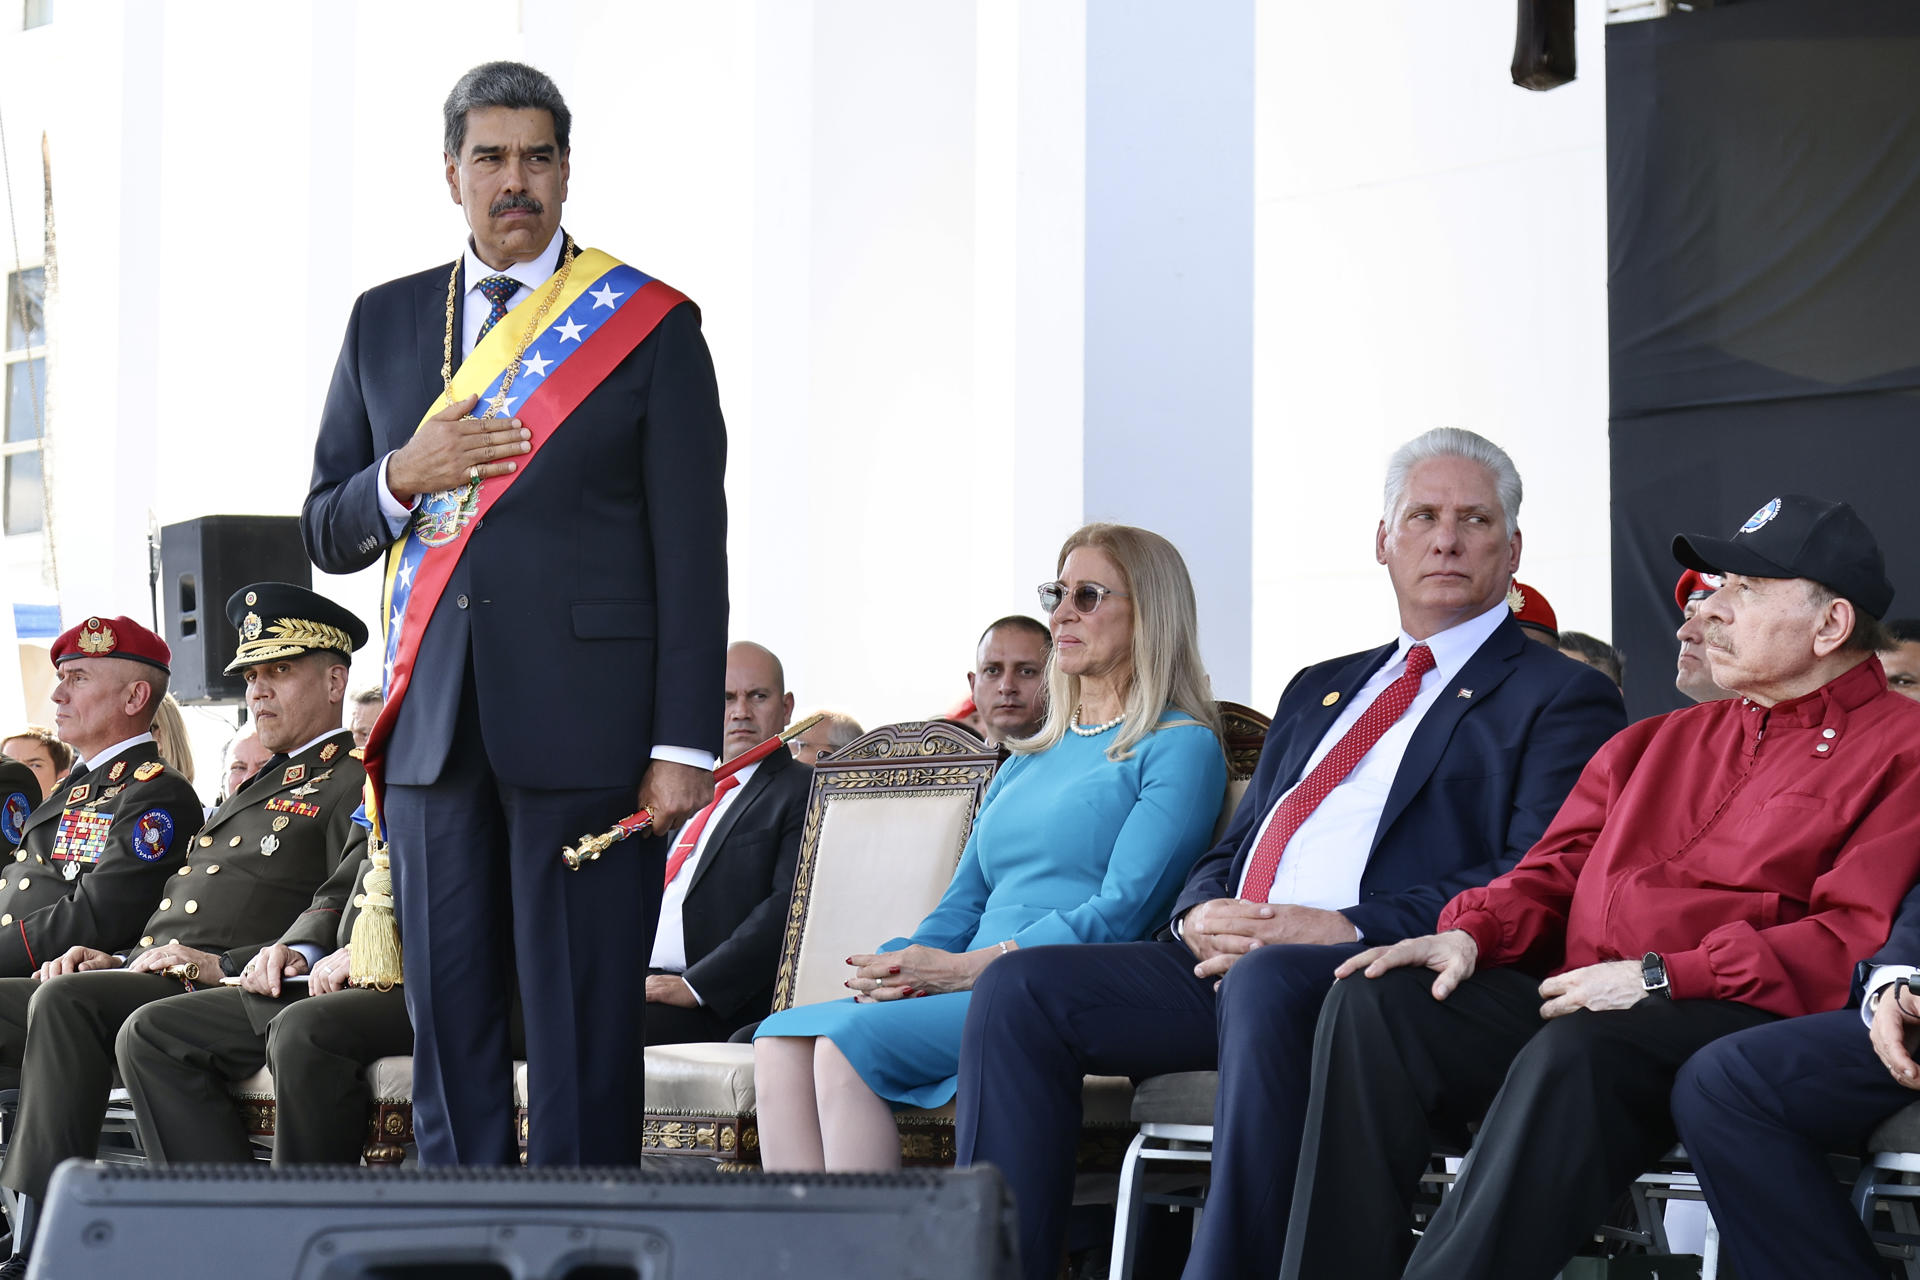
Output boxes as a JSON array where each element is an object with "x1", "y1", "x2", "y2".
[
  {"x1": 663, "y1": 774, "x2": 741, "y2": 888},
  {"x1": 475, "y1": 275, "x2": 521, "y2": 341},
  {"x1": 1239, "y1": 642, "x2": 1437, "y2": 902}
]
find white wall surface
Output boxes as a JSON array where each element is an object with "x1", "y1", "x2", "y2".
[{"x1": 0, "y1": 0, "x2": 1611, "y2": 792}]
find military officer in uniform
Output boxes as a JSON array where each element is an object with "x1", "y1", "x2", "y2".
[
  {"x1": 0, "y1": 759, "x2": 40, "y2": 857},
  {"x1": 0, "y1": 616, "x2": 201, "y2": 983},
  {"x1": 0, "y1": 585, "x2": 368, "y2": 1275}
]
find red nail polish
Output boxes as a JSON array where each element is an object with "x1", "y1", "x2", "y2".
[
  {"x1": 901, "y1": 987, "x2": 915, "y2": 996},
  {"x1": 889, "y1": 966, "x2": 901, "y2": 975}
]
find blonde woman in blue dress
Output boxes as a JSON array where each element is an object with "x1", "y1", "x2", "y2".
[{"x1": 754, "y1": 522, "x2": 1228, "y2": 1170}]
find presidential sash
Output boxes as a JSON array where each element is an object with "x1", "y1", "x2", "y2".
[{"x1": 363, "y1": 248, "x2": 688, "y2": 814}]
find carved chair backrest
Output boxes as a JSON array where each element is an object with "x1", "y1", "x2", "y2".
[
  {"x1": 772, "y1": 722, "x2": 1001, "y2": 1013},
  {"x1": 1213, "y1": 700, "x2": 1273, "y2": 841}
]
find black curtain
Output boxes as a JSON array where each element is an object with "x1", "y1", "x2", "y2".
[{"x1": 1608, "y1": 0, "x2": 1920, "y2": 719}]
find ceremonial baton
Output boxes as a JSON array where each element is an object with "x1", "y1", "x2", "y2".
[{"x1": 561, "y1": 712, "x2": 826, "y2": 870}]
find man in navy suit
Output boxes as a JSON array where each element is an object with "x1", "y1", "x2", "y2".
[
  {"x1": 1672, "y1": 879, "x2": 1920, "y2": 1280},
  {"x1": 956, "y1": 427, "x2": 1626, "y2": 1280},
  {"x1": 302, "y1": 61, "x2": 726, "y2": 1167}
]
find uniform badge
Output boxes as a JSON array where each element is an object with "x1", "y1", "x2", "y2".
[
  {"x1": 97, "y1": 785, "x2": 124, "y2": 803},
  {"x1": 133, "y1": 810, "x2": 176, "y2": 862},
  {"x1": 289, "y1": 779, "x2": 320, "y2": 799},
  {"x1": 62, "y1": 859, "x2": 79, "y2": 881},
  {"x1": 282, "y1": 765, "x2": 307, "y2": 787},
  {"x1": 1457, "y1": 688, "x2": 1474, "y2": 699},
  {"x1": 52, "y1": 809, "x2": 112, "y2": 867},
  {"x1": 1321, "y1": 692, "x2": 1340, "y2": 707},
  {"x1": 244, "y1": 590, "x2": 258, "y2": 606},
  {"x1": 242, "y1": 611, "x2": 263, "y2": 641},
  {"x1": 260, "y1": 832, "x2": 281, "y2": 857},
  {"x1": 77, "y1": 619, "x2": 116, "y2": 655},
  {"x1": 1740, "y1": 498, "x2": 1781, "y2": 534},
  {"x1": 64, "y1": 784, "x2": 90, "y2": 807},
  {"x1": 108, "y1": 761, "x2": 127, "y2": 783},
  {"x1": 272, "y1": 815, "x2": 290, "y2": 831},
  {"x1": 133, "y1": 761, "x2": 164, "y2": 782},
  {"x1": 320, "y1": 743, "x2": 339, "y2": 763},
  {"x1": 265, "y1": 797, "x2": 321, "y2": 818},
  {"x1": 0, "y1": 793, "x2": 27, "y2": 845}
]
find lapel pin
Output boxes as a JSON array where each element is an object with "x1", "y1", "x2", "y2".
[
  {"x1": 1321, "y1": 692, "x2": 1340, "y2": 707},
  {"x1": 1457, "y1": 688, "x2": 1473, "y2": 699}
]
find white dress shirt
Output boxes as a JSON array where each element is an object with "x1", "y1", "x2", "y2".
[
  {"x1": 1233, "y1": 601, "x2": 1511, "y2": 913},
  {"x1": 370, "y1": 229, "x2": 712, "y2": 772},
  {"x1": 1863, "y1": 964, "x2": 1915, "y2": 1025},
  {"x1": 648, "y1": 760, "x2": 763, "y2": 1005}
]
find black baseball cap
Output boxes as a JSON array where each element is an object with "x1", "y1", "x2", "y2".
[{"x1": 1672, "y1": 494, "x2": 1894, "y2": 619}]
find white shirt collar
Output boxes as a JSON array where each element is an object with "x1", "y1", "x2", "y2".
[
  {"x1": 462, "y1": 228, "x2": 565, "y2": 303},
  {"x1": 287, "y1": 727, "x2": 348, "y2": 761},
  {"x1": 75, "y1": 732, "x2": 156, "y2": 774},
  {"x1": 1394, "y1": 600, "x2": 1512, "y2": 674}
]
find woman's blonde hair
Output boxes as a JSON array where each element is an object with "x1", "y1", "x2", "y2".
[
  {"x1": 1014, "y1": 523, "x2": 1223, "y2": 762},
  {"x1": 150, "y1": 694, "x2": 195, "y2": 785}
]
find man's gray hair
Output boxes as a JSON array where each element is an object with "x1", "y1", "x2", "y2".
[
  {"x1": 1382, "y1": 427, "x2": 1523, "y2": 532},
  {"x1": 443, "y1": 61, "x2": 572, "y2": 158}
]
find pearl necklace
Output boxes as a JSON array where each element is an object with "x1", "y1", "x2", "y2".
[{"x1": 1069, "y1": 703, "x2": 1126, "y2": 737}]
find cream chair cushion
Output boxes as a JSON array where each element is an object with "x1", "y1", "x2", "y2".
[
  {"x1": 367, "y1": 1055, "x2": 413, "y2": 1102},
  {"x1": 785, "y1": 790, "x2": 976, "y2": 1009},
  {"x1": 231, "y1": 1066, "x2": 274, "y2": 1098},
  {"x1": 644, "y1": 1042, "x2": 757, "y2": 1114}
]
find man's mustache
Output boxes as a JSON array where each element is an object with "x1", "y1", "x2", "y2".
[{"x1": 490, "y1": 192, "x2": 544, "y2": 217}]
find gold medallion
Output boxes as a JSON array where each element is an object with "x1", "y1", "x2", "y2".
[
  {"x1": 272, "y1": 816, "x2": 290, "y2": 831},
  {"x1": 1321, "y1": 692, "x2": 1340, "y2": 707}
]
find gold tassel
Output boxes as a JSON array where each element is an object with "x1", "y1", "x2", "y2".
[{"x1": 348, "y1": 837, "x2": 404, "y2": 991}]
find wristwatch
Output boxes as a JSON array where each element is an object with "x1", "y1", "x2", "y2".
[{"x1": 1641, "y1": 952, "x2": 1671, "y2": 1000}]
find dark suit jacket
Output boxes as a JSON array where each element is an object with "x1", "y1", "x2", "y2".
[
  {"x1": 1171, "y1": 615, "x2": 1627, "y2": 944},
  {"x1": 673, "y1": 747, "x2": 812, "y2": 1024},
  {"x1": 300, "y1": 249, "x2": 728, "y2": 789},
  {"x1": 1854, "y1": 877, "x2": 1920, "y2": 1004}
]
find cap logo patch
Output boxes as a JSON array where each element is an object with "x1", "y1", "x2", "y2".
[
  {"x1": 133, "y1": 809, "x2": 175, "y2": 861},
  {"x1": 1740, "y1": 498, "x2": 1782, "y2": 534},
  {"x1": 241, "y1": 612, "x2": 263, "y2": 641},
  {"x1": 77, "y1": 623, "x2": 115, "y2": 656},
  {"x1": 0, "y1": 793, "x2": 27, "y2": 845}
]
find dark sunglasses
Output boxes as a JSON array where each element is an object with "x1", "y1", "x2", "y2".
[{"x1": 1037, "y1": 581, "x2": 1130, "y2": 615}]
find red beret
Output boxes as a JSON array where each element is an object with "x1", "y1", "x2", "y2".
[
  {"x1": 1674, "y1": 569, "x2": 1724, "y2": 613},
  {"x1": 1506, "y1": 582, "x2": 1558, "y2": 639},
  {"x1": 50, "y1": 615, "x2": 171, "y2": 674}
]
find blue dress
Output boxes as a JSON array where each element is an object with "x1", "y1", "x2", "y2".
[{"x1": 756, "y1": 710, "x2": 1227, "y2": 1108}]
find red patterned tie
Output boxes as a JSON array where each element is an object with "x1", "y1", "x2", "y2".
[
  {"x1": 663, "y1": 775, "x2": 740, "y2": 888},
  {"x1": 1239, "y1": 643, "x2": 1436, "y2": 902}
]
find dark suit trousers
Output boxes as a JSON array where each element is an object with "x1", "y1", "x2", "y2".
[
  {"x1": 385, "y1": 673, "x2": 657, "y2": 1167},
  {"x1": 1672, "y1": 1008, "x2": 1916, "y2": 1280},
  {"x1": 0, "y1": 976, "x2": 31, "y2": 1089},
  {"x1": 0, "y1": 971, "x2": 183, "y2": 1199},
  {"x1": 118, "y1": 984, "x2": 416, "y2": 1166},
  {"x1": 956, "y1": 938, "x2": 1362, "y2": 1280},
  {"x1": 1282, "y1": 967, "x2": 1773, "y2": 1280}
]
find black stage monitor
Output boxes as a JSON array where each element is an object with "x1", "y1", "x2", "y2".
[
  {"x1": 35, "y1": 1162, "x2": 1018, "y2": 1280},
  {"x1": 159, "y1": 515, "x2": 311, "y2": 704}
]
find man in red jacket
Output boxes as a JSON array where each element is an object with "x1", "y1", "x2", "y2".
[{"x1": 1281, "y1": 493, "x2": 1920, "y2": 1280}]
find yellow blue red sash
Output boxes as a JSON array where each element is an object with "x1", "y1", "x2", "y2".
[{"x1": 362, "y1": 248, "x2": 688, "y2": 818}]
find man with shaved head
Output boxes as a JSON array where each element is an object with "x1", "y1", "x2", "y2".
[
  {"x1": 0, "y1": 616, "x2": 202, "y2": 981},
  {"x1": 644, "y1": 642, "x2": 813, "y2": 1043}
]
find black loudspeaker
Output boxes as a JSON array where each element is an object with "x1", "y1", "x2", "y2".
[
  {"x1": 36, "y1": 1163, "x2": 1019, "y2": 1279},
  {"x1": 159, "y1": 515, "x2": 312, "y2": 704},
  {"x1": 1512, "y1": 0, "x2": 1576, "y2": 91}
]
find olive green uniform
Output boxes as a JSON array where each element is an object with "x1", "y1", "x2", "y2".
[
  {"x1": 0, "y1": 730, "x2": 362, "y2": 1200},
  {"x1": 119, "y1": 848, "x2": 426, "y2": 1166},
  {"x1": 0, "y1": 738, "x2": 200, "y2": 977}
]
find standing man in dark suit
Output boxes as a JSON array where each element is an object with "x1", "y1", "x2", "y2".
[
  {"x1": 646, "y1": 642, "x2": 812, "y2": 1044},
  {"x1": 301, "y1": 61, "x2": 727, "y2": 1167},
  {"x1": 957, "y1": 428, "x2": 1627, "y2": 1280},
  {"x1": 1670, "y1": 884, "x2": 1920, "y2": 1279}
]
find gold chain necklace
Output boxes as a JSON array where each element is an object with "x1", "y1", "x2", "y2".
[{"x1": 440, "y1": 234, "x2": 578, "y2": 416}]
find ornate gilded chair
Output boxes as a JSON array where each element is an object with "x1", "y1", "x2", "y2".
[
  {"x1": 231, "y1": 1056, "x2": 417, "y2": 1166},
  {"x1": 640, "y1": 720, "x2": 1001, "y2": 1165}
]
